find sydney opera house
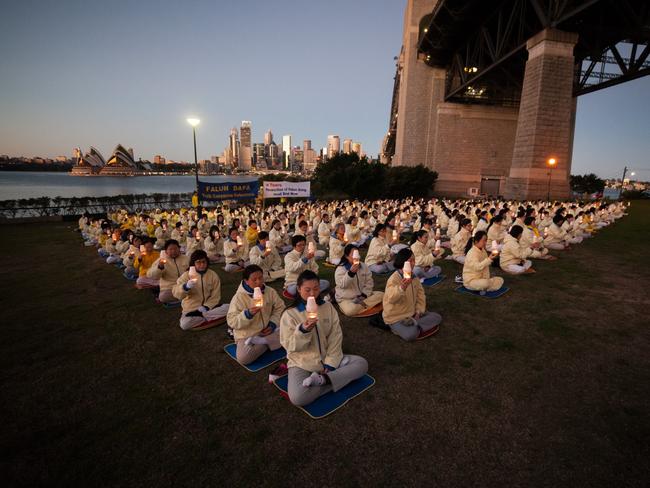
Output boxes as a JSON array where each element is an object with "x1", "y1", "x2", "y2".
[{"x1": 70, "y1": 145, "x2": 151, "y2": 176}]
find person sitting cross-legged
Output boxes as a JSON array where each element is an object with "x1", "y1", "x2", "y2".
[
  {"x1": 500, "y1": 225, "x2": 535, "y2": 275},
  {"x1": 147, "y1": 239, "x2": 189, "y2": 303},
  {"x1": 335, "y1": 244, "x2": 384, "y2": 317},
  {"x1": 381, "y1": 248, "x2": 442, "y2": 342},
  {"x1": 284, "y1": 235, "x2": 329, "y2": 298},
  {"x1": 172, "y1": 250, "x2": 230, "y2": 331},
  {"x1": 227, "y1": 265, "x2": 286, "y2": 365},
  {"x1": 462, "y1": 230, "x2": 504, "y2": 292}
]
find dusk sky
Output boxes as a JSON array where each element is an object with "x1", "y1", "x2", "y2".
[{"x1": 0, "y1": 0, "x2": 648, "y2": 179}]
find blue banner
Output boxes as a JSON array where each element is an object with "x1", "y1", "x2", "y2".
[{"x1": 198, "y1": 180, "x2": 259, "y2": 202}]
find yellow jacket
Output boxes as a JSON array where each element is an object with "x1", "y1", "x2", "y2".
[
  {"x1": 283, "y1": 250, "x2": 318, "y2": 288},
  {"x1": 172, "y1": 269, "x2": 224, "y2": 314},
  {"x1": 382, "y1": 270, "x2": 425, "y2": 325},
  {"x1": 462, "y1": 246, "x2": 493, "y2": 283},
  {"x1": 147, "y1": 255, "x2": 190, "y2": 291},
  {"x1": 227, "y1": 282, "x2": 285, "y2": 340},
  {"x1": 280, "y1": 301, "x2": 343, "y2": 372},
  {"x1": 500, "y1": 234, "x2": 531, "y2": 269},
  {"x1": 134, "y1": 250, "x2": 160, "y2": 278},
  {"x1": 365, "y1": 236, "x2": 391, "y2": 266},
  {"x1": 245, "y1": 227, "x2": 259, "y2": 247}
]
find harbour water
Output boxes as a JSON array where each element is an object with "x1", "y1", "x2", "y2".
[{"x1": 0, "y1": 172, "x2": 258, "y2": 200}]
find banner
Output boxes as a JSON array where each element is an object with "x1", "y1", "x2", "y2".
[
  {"x1": 198, "y1": 180, "x2": 259, "y2": 202},
  {"x1": 263, "y1": 181, "x2": 311, "y2": 199}
]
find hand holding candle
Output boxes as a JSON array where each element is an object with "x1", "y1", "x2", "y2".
[
  {"x1": 253, "y1": 287, "x2": 264, "y2": 308},
  {"x1": 491, "y1": 240, "x2": 499, "y2": 256},
  {"x1": 306, "y1": 296, "x2": 318, "y2": 321},
  {"x1": 403, "y1": 261, "x2": 412, "y2": 280}
]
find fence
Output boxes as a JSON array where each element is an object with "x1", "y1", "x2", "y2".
[{"x1": 0, "y1": 193, "x2": 194, "y2": 220}]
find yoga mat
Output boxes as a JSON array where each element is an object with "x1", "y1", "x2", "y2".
[
  {"x1": 273, "y1": 374, "x2": 375, "y2": 419},
  {"x1": 455, "y1": 285, "x2": 509, "y2": 299},
  {"x1": 421, "y1": 275, "x2": 445, "y2": 286},
  {"x1": 224, "y1": 343, "x2": 287, "y2": 372}
]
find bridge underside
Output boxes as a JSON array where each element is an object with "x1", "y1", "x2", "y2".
[{"x1": 385, "y1": 0, "x2": 650, "y2": 200}]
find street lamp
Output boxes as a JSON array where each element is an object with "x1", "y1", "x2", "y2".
[
  {"x1": 187, "y1": 117, "x2": 200, "y2": 205},
  {"x1": 546, "y1": 157, "x2": 557, "y2": 201}
]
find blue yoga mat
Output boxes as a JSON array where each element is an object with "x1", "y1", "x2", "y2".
[
  {"x1": 455, "y1": 285, "x2": 509, "y2": 298},
  {"x1": 224, "y1": 343, "x2": 286, "y2": 372},
  {"x1": 274, "y1": 374, "x2": 375, "y2": 419},
  {"x1": 421, "y1": 275, "x2": 445, "y2": 286}
]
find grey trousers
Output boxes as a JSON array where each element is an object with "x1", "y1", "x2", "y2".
[
  {"x1": 287, "y1": 354, "x2": 368, "y2": 407},
  {"x1": 388, "y1": 312, "x2": 442, "y2": 342}
]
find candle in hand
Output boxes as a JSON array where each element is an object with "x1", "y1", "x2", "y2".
[
  {"x1": 160, "y1": 250, "x2": 167, "y2": 264},
  {"x1": 403, "y1": 261, "x2": 412, "y2": 279},
  {"x1": 435, "y1": 239, "x2": 441, "y2": 251},
  {"x1": 393, "y1": 229, "x2": 398, "y2": 240},
  {"x1": 188, "y1": 266, "x2": 198, "y2": 281},
  {"x1": 308, "y1": 241, "x2": 315, "y2": 254},
  {"x1": 306, "y1": 296, "x2": 318, "y2": 320},
  {"x1": 491, "y1": 240, "x2": 499, "y2": 255},
  {"x1": 140, "y1": 245, "x2": 146, "y2": 254},
  {"x1": 253, "y1": 287, "x2": 264, "y2": 308},
  {"x1": 236, "y1": 236, "x2": 243, "y2": 247},
  {"x1": 352, "y1": 249, "x2": 360, "y2": 265}
]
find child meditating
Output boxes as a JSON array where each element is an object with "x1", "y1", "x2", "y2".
[
  {"x1": 226, "y1": 265, "x2": 286, "y2": 365},
  {"x1": 280, "y1": 270, "x2": 368, "y2": 407}
]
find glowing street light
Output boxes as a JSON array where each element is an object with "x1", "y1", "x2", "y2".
[
  {"x1": 187, "y1": 117, "x2": 201, "y2": 205},
  {"x1": 547, "y1": 157, "x2": 557, "y2": 201}
]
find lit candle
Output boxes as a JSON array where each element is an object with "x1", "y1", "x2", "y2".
[
  {"x1": 308, "y1": 241, "x2": 316, "y2": 254},
  {"x1": 196, "y1": 234, "x2": 201, "y2": 242},
  {"x1": 435, "y1": 239, "x2": 441, "y2": 251},
  {"x1": 435, "y1": 227, "x2": 441, "y2": 239},
  {"x1": 308, "y1": 225, "x2": 313, "y2": 233},
  {"x1": 140, "y1": 245, "x2": 146, "y2": 254},
  {"x1": 265, "y1": 240, "x2": 272, "y2": 251},
  {"x1": 236, "y1": 236, "x2": 243, "y2": 247},
  {"x1": 352, "y1": 249, "x2": 360, "y2": 265},
  {"x1": 491, "y1": 240, "x2": 499, "y2": 255},
  {"x1": 253, "y1": 287, "x2": 264, "y2": 307},
  {"x1": 306, "y1": 296, "x2": 318, "y2": 320},
  {"x1": 392, "y1": 229, "x2": 398, "y2": 240},
  {"x1": 544, "y1": 227, "x2": 549, "y2": 238},
  {"x1": 403, "y1": 261, "x2": 412, "y2": 279},
  {"x1": 343, "y1": 232, "x2": 349, "y2": 243},
  {"x1": 189, "y1": 266, "x2": 198, "y2": 281},
  {"x1": 160, "y1": 250, "x2": 167, "y2": 264}
]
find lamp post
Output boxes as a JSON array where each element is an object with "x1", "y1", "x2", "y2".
[
  {"x1": 546, "y1": 157, "x2": 557, "y2": 201},
  {"x1": 187, "y1": 118, "x2": 200, "y2": 205}
]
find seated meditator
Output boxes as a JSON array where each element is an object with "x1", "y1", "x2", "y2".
[
  {"x1": 147, "y1": 239, "x2": 190, "y2": 303},
  {"x1": 334, "y1": 244, "x2": 384, "y2": 317},
  {"x1": 543, "y1": 215, "x2": 571, "y2": 250},
  {"x1": 204, "y1": 225, "x2": 225, "y2": 263},
  {"x1": 294, "y1": 220, "x2": 326, "y2": 260},
  {"x1": 249, "y1": 231, "x2": 285, "y2": 282},
  {"x1": 409, "y1": 230, "x2": 443, "y2": 280},
  {"x1": 226, "y1": 264, "x2": 286, "y2": 365},
  {"x1": 284, "y1": 235, "x2": 329, "y2": 297},
  {"x1": 327, "y1": 223, "x2": 347, "y2": 265},
  {"x1": 172, "y1": 250, "x2": 230, "y2": 330},
  {"x1": 381, "y1": 248, "x2": 443, "y2": 342},
  {"x1": 499, "y1": 225, "x2": 535, "y2": 275},
  {"x1": 462, "y1": 231, "x2": 504, "y2": 292},
  {"x1": 450, "y1": 218, "x2": 473, "y2": 264},
  {"x1": 224, "y1": 227, "x2": 250, "y2": 272},
  {"x1": 134, "y1": 238, "x2": 160, "y2": 288},
  {"x1": 279, "y1": 270, "x2": 369, "y2": 407},
  {"x1": 364, "y1": 224, "x2": 395, "y2": 274},
  {"x1": 185, "y1": 225, "x2": 204, "y2": 256}
]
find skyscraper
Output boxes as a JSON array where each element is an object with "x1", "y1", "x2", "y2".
[
  {"x1": 229, "y1": 128, "x2": 240, "y2": 170},
  {"x1": 239, "y1": 121, "x2": 252, "y2": 171},
  {"x1": 282, "y1": 134, "x2": 292, "y2": 170},
  {"x1": 303, "y1": 139, "x2": 312, "y2": 152},
  {"x1": 327, "y1": 135, "x2": 340, "y2": 158},
  {"x1": 253, "y1": 143, "x2": 265, "y2": 168},
  {"x1": 343, "y1": 138, "x2": 353, "y2": 154},
  {"x1": 352, "y1": 142, "x2": 362, "y2": 157},
  {"x1": 264, "y1": 129, "x2": 273, "y2": 146}
]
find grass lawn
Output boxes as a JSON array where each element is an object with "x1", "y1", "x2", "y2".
[{"x1": 2, "y1": 202, "x2": 650, "y2": 487}]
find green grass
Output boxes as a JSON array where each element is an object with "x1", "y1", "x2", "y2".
[{"x1": 2, "y1": 202, "x2": 650, "y2": 487}]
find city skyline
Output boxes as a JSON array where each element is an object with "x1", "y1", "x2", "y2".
[{"x1": 0, "y1": 0, "x2": 648, "y2": 179}]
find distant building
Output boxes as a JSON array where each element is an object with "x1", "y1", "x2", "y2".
[
  {"x1": 239, "y1": 120, "x2": 252, "y2": 171},
  {"x1": 268, "y1": 142, "x2": 279, "y2": 169},
  {"x1": 253, "y1": 143, "x2": 265, "y2": 167},
  {"x1": 352, "y1": 142, "x2": 362, "y2": 157},
  {"x1": 264, "y1": 129, "x2": 273, "y2": 146},
  {"x1": 282, "y1": 134, "x2": 292, "y2": 170},
  {"x1": 343, "y1": 138, "x2": 353, "y2": 154},
  {"x1": 100, "y1": 144, "x2": 144, "y2": 176},
  {"x1": 70, "y1": 146, "x2": 106, "y2": 175},
  {"x1": 55, "y1": 156, "x2": 68, "y2": 162},
  {"x1": 229, "y1": 127, "x2": 240, "y2": 170},
  {"x1": 153, "y1": 155, "x2": 166, "y2": 164},
  {"x1": 327, "y1": 135, "x2": 340, "y2": 158}
]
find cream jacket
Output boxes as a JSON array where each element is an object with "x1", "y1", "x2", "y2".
[
  {"x1": 462, "y1": 246, "x2": 493, "y2": 283},
  {"x1": 544, "y1": 223, "x2": 567, "y2": 245},
  {"x1": 329, "y1": 236, "x2": 345, "y2": 263},
  {"x1": 226, "y1": 283, "x2": 285, "y2": 341},
  {"x1": 451, "y1": 228, "x2": 471, "y2": 257},
  {"x1": 224, "y1": 238, "x2": 248, "y2": 264},
  {"x1": 334, "y1": 262, "x2": 375, "y2": 302},
  {"x1": 411, "y1": 240, "x2": 438, "y2": 267},
  {"x1": 500, "y1": 234, "x2": 531, "y2": 269},
  {"x1": 382, "y1": 270, "x2": 426, "y2": 325},
  {"x1": 284, "y1": 250, "x2": 318, "y2": 287},
  {"x1": 147, "y1": 255, "x2": 190, "y2": 291},
  {"x1": 249, "y1": 244, "x2": 283, "y2": 272},
  {"x1": 172, "y1": 269, "x2": 224, "y2": 313},
  {"x1": 365, "y1": 236, "x2": 391, "y2": 266},
  {"x1": 280, "y1": 302, "x2": 343, "y2": 372}
]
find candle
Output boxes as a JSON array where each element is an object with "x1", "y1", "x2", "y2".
[
  {"x1": 308, "y1": 241, "x2": 315, "y2": 254},
  {"x1": 544, "y1": 227, "x2": 549, "y2": 238},
  {"x1": 393, "y1": 229, "x2": 398, "y2": 240},
  {"x1": 435, "y1": 239, "x2": 441, "y2": 250},
  {"x1": 139, "y1": 245, "x2": 146, "y2": 254},
  {"x1": 196, "y1": 235, "x2": 201, "y2": 242},
  {"x1": 343, "y1": 232, "x2": 349, "y2": 243},
  {"x1": 352, "y1": 249, "x2": 360, "y2": 265},
  {"x1": 189, "y1": 266, "x2": 198, "y2": 281},
  {"x1": 308, "y1": 225, "x2": 313, "y2": 233},
  {"x1": 236, "y1": 236, "x2": 243, "y2": 246},
  {"x1": 160, "y1": 250, "x2": 167, "y2": 264},
  {"x1": 253, "y1": 287, "x2": 264, "y2": 307},
  {"x1": 435, "y1": 228, "x2": 441, "y2": 238},
  {"x1": 306, "y1": 296, "x2": 318, "y2": 320},
  {"x1": 265, "y1": 240, "x2": 272, "y2": 251},
  {"x1": 403, "y1": 261, "x2": 412, "y2": 279},
  {"x1": 491, "y1": 240, "x2": 499, "y2": 255}
]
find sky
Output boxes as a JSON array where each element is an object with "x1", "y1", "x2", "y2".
[{"x1": 0, "y1": 0, "x2": 648, "y2": 179}]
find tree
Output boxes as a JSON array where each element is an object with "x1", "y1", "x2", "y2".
[{"x1": 570, "y1": 173, "x2": 605, "y2": 194}]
